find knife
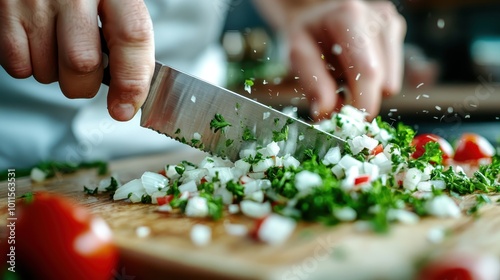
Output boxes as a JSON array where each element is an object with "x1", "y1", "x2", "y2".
[{"x1": 100, "y1": 30, "x2": 345, "y2": 161}]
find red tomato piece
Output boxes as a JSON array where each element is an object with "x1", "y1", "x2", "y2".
[
  {"x1": 453, "y1": 133, "x2": 495, "y2": 163},
  {"x1": 156, "y1": 195, "x2": 174, "y2": 206},
  {"x1": 417, "y1": 266, "x2": 473, "y2": 280},
  {"x1": 249, "y1": 216, "x2": 268, "y2": 241},
  {"x1": 354, "y1": 175, "x2": 370, "y2": 185},
  {"x1": 411, "y1": 133, "x2": 454, "y2": 161},
  {"x1": 370, "y1": 144, "x2": 384, "y2": 156},
  {"x1": 3, "y1": 192, "x2": 118, "y2": 280}
]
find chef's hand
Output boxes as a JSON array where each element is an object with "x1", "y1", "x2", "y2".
[
  {"x1": 254, "y1": 0, "x2": 406, "y2": 120},
  {"x1": 0, "y1": 0, "x2": 154, "y2": 121}
]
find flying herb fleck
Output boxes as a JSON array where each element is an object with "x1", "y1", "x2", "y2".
[{"x1": 244, "y1": 79, "x2": 254, "y2": 93}]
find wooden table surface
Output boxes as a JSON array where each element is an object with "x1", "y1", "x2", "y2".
[{"x1": 1, "y1": 146, "x2": 500, "y2": 280}]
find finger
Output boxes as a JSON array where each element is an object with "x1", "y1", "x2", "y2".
[
  {"x1": 57, "y1": 0, "x2": 103, "y2": 99},
  {"x1": 0, "y1": 11, "x2": 32, "y2": 78},
  {"x1": 371, "y1": 2, "x2": 406, "y2": 96},
  {"x1": 288, "y1": 29, "x2": 339, "y2": 121},
  {"x1": 381, "y1": 14, "x2": 406, "y2": 96},
  {"x1": 325, "y1": 2, "x2": 384, "y2": 118},
  {"x1": 27, "y1": 7, "x2": 58, "y2": 84},
  {"x1": 99, "y1": 0, "x2": 154, "y2": 121}
]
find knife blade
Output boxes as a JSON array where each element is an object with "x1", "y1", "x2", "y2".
[
  {"x1": 99, "y1": 29, "x2": 345, "y2": 161},
  {"x1": 139, "y1": 62, "x2": 345, "y2": 161}
]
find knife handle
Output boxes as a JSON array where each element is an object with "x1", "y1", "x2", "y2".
[{"x1": 99, "y1": 27, "x2": 111, "y2": 87}]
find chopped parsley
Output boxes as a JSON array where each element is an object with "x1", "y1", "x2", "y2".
[
  {"x1": 210, "y1": 114, "x2": 232, "y2": 133},
  {"x1": 242, "y1": 127, "x2": 257, "y2": 141},
  {"x1": 244, "y1": 79, "x2": 254, "y2": 93},
  {"x1": 83, "y1": 186, "x2": 99, "y2": 195}
]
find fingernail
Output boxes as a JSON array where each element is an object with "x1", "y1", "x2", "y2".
[{"x1": 112, "y1": 103, "x2": 135, "y2": 121}]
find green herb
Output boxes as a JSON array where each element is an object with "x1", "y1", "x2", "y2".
[
  {"x1": 225, "y1": 139, "x2": 234, "y2": 147},
  {"x1": 167, "y1": 180, "x2": 181, "y2": 196},
  {"x1": 199, "y1": 193, "x2": 224, "y2": 220},
  {"x1": 104, "y1": 177, "x2": 119, "y2": 193},
  {"x1": 467, "y1": 194, "x2": 491, "y2": 216},
  {"x1": 210, "y1": 114, "x2": 232, "y2": 133},
  {"x1": 244, "y1": 152, "x2": 264, "y2": 165},
  {"x1": 175, "y1": 165, "x2": 186, "y2": 176},
  {"x1": 226, "y1": 181, "x2": 245, "y2": 201},
  {"x1": 141, "y1": 194, "x2": 152, "y2": 204},
  {"x1": 242, "y1": 127, "x2": 257, "y2": 141},
  {"x1": 19, "y1": 192, "x2": 34, "y2": 204},
  {"x1": 175, "y1": 128, "x2": 181, "y2": 134},
  {"x1": 170, "y1": 197, "x2": 188, "y2": 211},
  {"x1": 272, "y1": 123, "x2": 290, "y2": 142},
  {"x1": 244, "y1": 79, "x2": 254, "y2": 93},
  {"x1": 83, "y1": 186, "x2": 98, "y2": 195}
]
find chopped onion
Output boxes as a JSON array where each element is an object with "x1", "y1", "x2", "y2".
[
  {"x1": 387, "y1": 209, "x2": 419, "y2": 224},
  {"x1": 294, "y1": 170, "x2": 322, "y2": 194},
  {"x1": 322, "y1": 146, "x2": 342, "y2": 165},
  {"x1": 228, "y1": 204, "x2": 240, "y2": 214},
  {"x1": 30, "y1": 167, "x2": 47, "y2": 183},
  {"x1": 224, "y1": 222, "x2": 248, "y2": 236},
  {"x1": 283, "y1": 154, "x2": 300, "y2": 168},
  {"x1": 240, "y1": 200, "x2": 271, "y2": 219},
  {"x1": 255, "y1": 214, "x2": 296, "y2": 245},
  {"x1": 185, "y1": 196, "x2": 209, "y2": 218},
  {"x1": 425, "y1": 195, "x2": 461, "y2": 218},
  {"x1": 113, "y1": 179, "x2": 145, "y2": 201},
  {"x1": 141, "y1": 171, "x2": 169, "y2": 195},
  {"x1": 403, "y1": 168, "x2": 423, "y2": 191},
  {"x1": 252, "y1": 158, "x2": 275, "y2": 173},
  {"x1": 190, "y1": 224, "x2": 211, "y2": 246},
  {"x1": 334, "y1": 207, "x2": 357, "y2": 222},
  {"x1": 179, "y1": 180, "x2": 198, "y2": 193},
  {"x1": 208, "y1": 167, "x2": 234, "y2": 184}
]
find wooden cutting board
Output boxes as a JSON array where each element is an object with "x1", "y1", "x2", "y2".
[{"x1": 1, "y1": 146, "x2": 500, "y2": 280}]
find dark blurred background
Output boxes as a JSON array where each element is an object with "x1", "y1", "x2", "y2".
[{"x1": 220, "y1": 0, "x2": 500, "y2": 145}]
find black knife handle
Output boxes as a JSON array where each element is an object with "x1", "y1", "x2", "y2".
[{"x1": 99, "y1": 27, "x2": 111, "y2": 86}]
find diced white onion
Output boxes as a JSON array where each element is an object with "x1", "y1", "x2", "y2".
[
  {"x1": 30, "y1": 167, "x2": 47, "y2": 183},
  {"x1": 322, "y1": 146, "x2": 342, "y2": 165},
  {"x1": 185, "y1": 197, "x2": 209, "y2": 218},
  {"x1": 113, "y1": 179, "x2": 145, "y2": 201},
  {"x1": 403, "y1": 168, "x2": 423, "y2": 191},
  {"x1": 256, "y1": 214, "x2": 296, "y2": 245},
  {"x1": 294, "y1": 170, "x2": 322, "y2": 194},
  {"x1": 252, "y1": 158, "x2": 275, "y2": 173},
  {"x1": 141, "y1": 171, "x2": 169, "y2": 195},
  {"x1": 283, "y1": 154, "x2": 300, "y2": 169},
  {"x1": 334, "y1": 207, "x2": 357, "y2": 221},
  {"x1": 224, "y1": 222, "x2": 248, "y2": 236},
  {"x1": 387, "y1": 209, "x2": 419, "y2": 224},
  {"x1": 240, "y1": 200, "x2": 271, "y2": 219},
  {"x1": 227, "y1": 204, "x2": 240, "y2": 214},
  {"x1": 190, "y1": 224, "x2": 211, "y2": 246},
  {"x1": 425, "y1": 195, "x2": 461, "y2": 218},
  {"x1": 179, "y1": 180, "x2": 198, "y2": 193}
]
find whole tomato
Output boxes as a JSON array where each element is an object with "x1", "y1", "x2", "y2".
[
  {"x1": 2, "y1": 192, "x2": 118, "y2": 280},
  {"x1": 453, "y1": 133, "x2": 495, "y2": 163},
  {"x1": 411, "y1": 133, "x2": 454, "y2": 162}
]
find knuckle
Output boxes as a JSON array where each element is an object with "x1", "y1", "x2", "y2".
[
  {"x1": 116, "y1": 10, "x2": 153, "y2": 44},
  {"x1": 65, "y1": 48, "x2": 101, "y2": 74},
  {"x1": 114, "y1": 78, "x2": 150, "y2": 101},
  {"x1": 360, "y1": 62, "x2": 382, "y2": 82},
  {"x1": 0, "y1": 42, "x2": 31, "y2": 78}
]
